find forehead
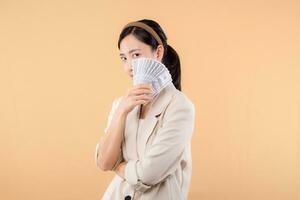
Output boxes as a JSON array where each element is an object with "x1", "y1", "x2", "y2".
[{"x1": 119, "y1": 34, "x2": 151, "y2": 55}]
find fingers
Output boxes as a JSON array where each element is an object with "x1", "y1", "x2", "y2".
[
  {"x1": 123, "y1": 84, "x2": 154, "y2": 110},
  {"x1": 127, "y1": 84, "x2": 153, "y2": 96},
  {"x1": 132, "y1": 94, "x2": 153, "y2": 101},
  {"x1": 132, "y1": 83, "x2": 152, "y2": 90},
  {"x1": 131, "y1": 94, "x2": 153, "y2": 106},
  {"x1": 132, "y1": 84, "x2": 152, "y2": 92},
  {"x1": 129, "y1": 88, "x2": 153, "y2": 96},
  {"x1": 133, "y1": 99, "x2": 148, "y2": 106}
]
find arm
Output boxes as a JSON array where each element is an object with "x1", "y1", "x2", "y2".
[
  {"x1": 96, "y1": 84, "x2": 153, "y2": 171},
  {"x1": 95, "y1": 84, "x2": 154, "y2": 171},
  {"x1": 124, "y1": 96, "x2": 195, "y2": 190},
  {"x1": 95, "y1": 97, "x2": 126, "y2": 171},
  {"x1": 114, "y1": 161, "x2": 127, "y2": 179}
]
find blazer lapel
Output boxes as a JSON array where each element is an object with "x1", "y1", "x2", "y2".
[
  {"x1": 137, "y1": 83, "x2": 176, "y2": 156},
  {"x1": 124, "y1": 83, "x2": 177, "y2": 159}
]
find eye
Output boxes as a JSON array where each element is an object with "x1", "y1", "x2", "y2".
[
  {"x1": 120, "y1": 57, "x2": 127, "y2": 62},
  {"x1": 132, "y1": 53, "x2": 140, "y2": 58}
]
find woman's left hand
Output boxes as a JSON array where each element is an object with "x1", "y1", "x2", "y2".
[{"x1": 114, "y1": 161, "x2": 127, "y2": 179}]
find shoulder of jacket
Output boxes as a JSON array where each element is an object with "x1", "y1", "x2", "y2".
[
  {"x1": 170, "y1": 90, "x2": 195, "y2": 112},
  {"x1": 112, "y1": 96, "x2": 123, "y2": 107}
]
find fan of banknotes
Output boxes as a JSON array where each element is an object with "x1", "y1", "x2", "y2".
[{"x1": 131, "y1": 57, "x2": 172, "y2": 96}]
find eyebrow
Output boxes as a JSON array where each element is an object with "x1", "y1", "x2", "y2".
[{"x1": 119, "y1": 48, "x2": 141, "y2": 56}]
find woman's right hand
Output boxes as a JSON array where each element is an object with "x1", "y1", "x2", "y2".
[{"x1": 118, "y1": 84, "x2": 154, "y2": 114}]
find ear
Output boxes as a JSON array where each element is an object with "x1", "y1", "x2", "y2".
[{"x1": 155, "y1": 45, "x2": 164, "y2": 61}]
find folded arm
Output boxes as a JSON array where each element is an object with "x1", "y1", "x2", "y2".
[
  {"x1": 124, "y1": 96, "x2": 195, "y2": 191},
  {"x1": 95, "y1": 97, "x2": 125, "y2": 171}
]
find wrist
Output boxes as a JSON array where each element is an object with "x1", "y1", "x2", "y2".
[
  {"x1": 115, "y1": 161, "x2": 127, "y2": 179},
  {"x1": 116, "y1": 107, "x2": 128, "y2": 116}
]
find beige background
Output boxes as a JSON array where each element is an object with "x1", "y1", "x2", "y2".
[{"x1": 1, "y1": 0, "x2": 299, "y2": 199}]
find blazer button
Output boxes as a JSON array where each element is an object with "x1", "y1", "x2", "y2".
[{"x1": 125, "y1": 195, "x2": 132, "y2": 200}]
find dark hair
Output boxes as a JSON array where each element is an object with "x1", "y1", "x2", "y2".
[{"x1": 117, "y1": 19, "x2": 182, "y2": 91}]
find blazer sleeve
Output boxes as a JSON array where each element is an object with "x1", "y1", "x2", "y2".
[
  {"x1": 95, "y1": 96, "x2": 124, "y2": 170},
  {"x1": 124, "y1": 94, "x2": 195, "y2": 191}
]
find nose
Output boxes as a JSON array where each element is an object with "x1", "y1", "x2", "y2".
[{"x1": 125, "y1": 61, "x2": 133, "y2": 72}]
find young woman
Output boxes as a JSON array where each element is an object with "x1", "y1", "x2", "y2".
[{"x1": 95, "y1": 19, "x2": 195, "y2": 200}]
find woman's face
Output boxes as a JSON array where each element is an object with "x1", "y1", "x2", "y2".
[{"x1": 119, "y1": 34, "x2": 164, "y2": 79}]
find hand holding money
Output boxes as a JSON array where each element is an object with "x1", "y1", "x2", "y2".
[{"x1": 119, "y1": 84, "x2": 154, "y2": 114}]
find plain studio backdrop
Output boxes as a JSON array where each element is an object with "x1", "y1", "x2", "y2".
[{"x1": 0, "y1": 1, "x2": 299, "y2": 200}]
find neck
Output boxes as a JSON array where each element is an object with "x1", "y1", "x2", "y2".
[
  {"x1": 138, "y1": 90, "x2": 162, "y2": 119},
  {"x1": 139, "y1": 101, "x2": 152, "y2": 119}
]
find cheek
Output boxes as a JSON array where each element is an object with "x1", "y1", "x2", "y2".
[
  {"x1": 123, "y1": 62, "x2": 132, "y2": 72},
  {"x1": 122, "y1": 64, "x2": 127, "y2": 72},
  {"x1": 145, "y1": 51, "x2": 157, "y2": 60}
]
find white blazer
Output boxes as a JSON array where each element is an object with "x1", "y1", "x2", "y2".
[{"x1": 95, "y1": 83, "x2": 195, "y2": 200}]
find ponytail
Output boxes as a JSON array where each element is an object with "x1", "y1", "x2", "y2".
[{"x1": 162, "y1": 44, "x2": 181, "y2": 91}]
